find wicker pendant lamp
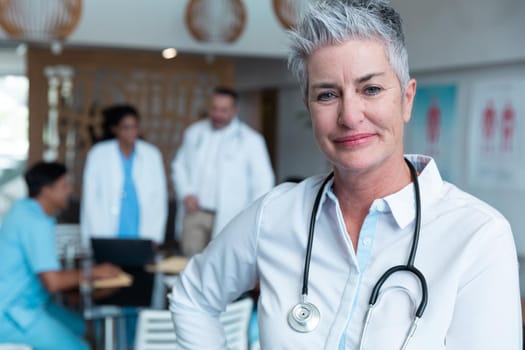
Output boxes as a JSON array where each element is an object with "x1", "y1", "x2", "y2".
[
  {"x1": 186, "y1": 0, "x2": 246, "y2": 43},
  {"x1": 0, "y1": 0, "x2": 82, "y2": 53},
  {"x1": 273, "y1": 0, "x2": 303, "y2": 29}
]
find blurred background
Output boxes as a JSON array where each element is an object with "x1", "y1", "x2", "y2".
[{"x1": 0, "y1": 0, "x2": 524, "y2": 273}]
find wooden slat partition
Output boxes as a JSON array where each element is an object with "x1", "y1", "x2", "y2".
[{"x1": 27, "y1": 46, "x2": 234, "y2": 198}]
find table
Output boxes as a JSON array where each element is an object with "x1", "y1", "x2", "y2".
[{"x1": 81, "y1": 264, "x2": 168, "y2": 350}]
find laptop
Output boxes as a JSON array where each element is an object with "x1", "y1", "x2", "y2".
[
  {"x1": 91, "y1": 238, "x2": 156, "y2": 267},
  {"x1": 90, "y1": 238, "x2": 157, "y2": 307}
]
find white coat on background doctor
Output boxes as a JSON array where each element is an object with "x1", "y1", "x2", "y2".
[
  {"x1": 81, "y1": 104, "x2": 167, "y2": 244},
  {"x1": 172, "y1": 87, "x2": 275, "y2": 256}
]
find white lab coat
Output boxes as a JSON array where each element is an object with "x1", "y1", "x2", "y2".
[
  {"x1": 169, "y1": 156, "x2": 522, "y2": 349},
  {"x1": 171, "y1": 118, "x2": 275, "y2": 239},
  {"x1": 80, "y1": 139, "x2": 167, "y2": 243}
]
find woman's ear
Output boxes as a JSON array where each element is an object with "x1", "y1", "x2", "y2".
[{"x1": 403, "y1": 79, "x2": 417, "y2": 123}]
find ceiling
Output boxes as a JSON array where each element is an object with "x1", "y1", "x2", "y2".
[
  {"x1": 0, "y1": 0, "x2": 292, "y2": 58},
  {"x1": 0, "y1": 0, "x2": 524, "y2": 72}
]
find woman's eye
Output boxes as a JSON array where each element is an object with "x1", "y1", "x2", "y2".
[
  {"x1": 317, "y1": 91, "x2": 336, "y2": 101},
  {"x1": 364, "y1": 86, "x2": 382, "y2": 96}
]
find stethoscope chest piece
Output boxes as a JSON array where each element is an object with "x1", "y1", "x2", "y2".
[{"x1": 287, "y1": 301, "x2": 320, "y2": 333}]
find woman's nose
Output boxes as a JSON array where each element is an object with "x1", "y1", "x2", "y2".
[{"x1": 337, "y1": 92, "x2": 364, "y2": 127}]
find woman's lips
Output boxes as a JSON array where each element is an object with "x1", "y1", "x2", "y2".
[{"x1": 334, "y1": 133, "x2": 375, "y2": 146}]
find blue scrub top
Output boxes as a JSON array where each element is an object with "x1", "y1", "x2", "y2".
[
  {"x1": 118, "y1": 149, "x2": 140, "y2": 238},
  {"x1": 0, "y1": 198, "x2": 59, "y2": 329}
]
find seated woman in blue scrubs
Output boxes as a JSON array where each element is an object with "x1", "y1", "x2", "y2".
[{"x1": 0, "y1": 161, "x2": 122, "y2": 350}]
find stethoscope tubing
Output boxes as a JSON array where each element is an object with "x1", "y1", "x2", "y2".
[
  {"x1": 293, "y1": 158, "x2": 428, "y2": 335},
  {"x1": 301, "y1": 172, "x2": 334, "y2": 297},
  {"x1": 367, "y1": 159, "x2": 428, "y2": 317}
]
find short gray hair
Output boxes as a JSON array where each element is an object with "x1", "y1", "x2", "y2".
[{"x1": 288, "y1": 0, "x2": 410, "y2": 97}]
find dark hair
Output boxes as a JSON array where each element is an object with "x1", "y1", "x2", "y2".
[
  {"x1": 213, "y1": 86, "x2": 239, "y2": 105},
  {"x1": 24, "y1": 161, "x2": 67, "y2": 198},
  {"x1": 101, "y1": 104, "x2": 140, "y2": 140}
]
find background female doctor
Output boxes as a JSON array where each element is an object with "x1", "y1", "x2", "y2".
[
  {"x1": 169, "y1": 0, "x2": 522, "y2": 349},
  {"x1": 80, "y1": 104, "x2": 167, "y2": 244}
]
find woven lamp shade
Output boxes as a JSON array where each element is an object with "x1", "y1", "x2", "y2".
[
  {"x1": 0, "y1": 0, "x2": 82, "y2": 42},
  {"x1": 185, "y1": 0, "x2": 246, "y2": 43},
  {"x1": 273, "y1": 0, "x2": 302, "y2": 29}
]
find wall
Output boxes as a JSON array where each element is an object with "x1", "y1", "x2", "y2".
[
  {"x1": 410, "y1": 61, "x2": 525, "y2": 256},
  {"x1": 234, "y1": 57, "x2": 294, "y2": 90},
  {"x1": 0, "y1": 49, "x2": 24, "y2": 75},
  {"x1": 237, "y1": 90, "x2": 262, "y2": 132},
  {"x1": 276, "y1": 86, "x2": 328, "y2": 183},
  {"x1": 392, "y1": 0, "x2": 525, "y2": 71}
]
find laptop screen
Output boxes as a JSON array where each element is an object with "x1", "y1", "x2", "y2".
[
  {"x1": 90, "y1": 238, "x2": 159, "y2": 307},
  {"x1": 91, "y1": 238, "x2": 156, "y2": 267}
]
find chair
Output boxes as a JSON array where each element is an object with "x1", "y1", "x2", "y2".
[
  {"x1": 55, "y1": 223, "x2": 83, "y2": 264},
  {"x1": 134, "y1": 309, "x2": 176, "y2": 350},
  {"x1": 135, "y1": 297, "x2": 254, "y2": 350},
  {"x1": 219, "y1": 297, "x2": 253, "y2": 350}
]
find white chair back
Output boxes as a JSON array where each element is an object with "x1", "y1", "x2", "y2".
[
  {"x1": 135, "y1": 297, "x2": 254, "y2": 350},
  {"x1": 134, "y1": 310, "x2": 176, "y2": 350},
  {"x1": 55, "y1": 223, "x2": 83, "y2": 261},
  {"x1": 220, "y1": 298, "x2": 253, "y2": 350}
]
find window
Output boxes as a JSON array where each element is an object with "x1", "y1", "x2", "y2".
[{"x1": 0, "y1": 75, "x2": 29, "y2": 219}]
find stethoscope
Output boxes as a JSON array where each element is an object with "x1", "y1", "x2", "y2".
[{"x1": 287, "y1": 159, "x2": 428, "y2": 350}]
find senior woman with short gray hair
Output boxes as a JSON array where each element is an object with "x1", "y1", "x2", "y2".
[{"x1": 169, "y1": 1, "x2": 521, "y2": 348}]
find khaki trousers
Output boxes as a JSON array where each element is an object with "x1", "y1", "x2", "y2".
[{"x1": 181, "y1": 209, "x2": 215, "y2": 257}]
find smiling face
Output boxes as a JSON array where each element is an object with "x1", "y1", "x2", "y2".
[{"x1": 306, "y1": 38, "x2": 416, "y2": 178}]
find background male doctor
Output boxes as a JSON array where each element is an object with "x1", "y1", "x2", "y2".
[{"x1": 172, "y1": 86, "x2": 275, "y2": 256}]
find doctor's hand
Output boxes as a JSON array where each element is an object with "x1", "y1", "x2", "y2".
[
  {"x1": 91, "y1": 263, "x2": 123, "y2": 280},
  {"x1": 184, "y1": 195, "x2": 199, "y2": 214}
]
